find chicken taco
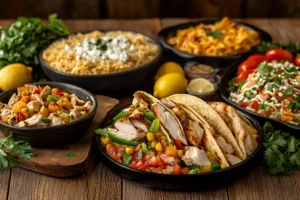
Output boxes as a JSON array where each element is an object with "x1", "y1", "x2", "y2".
[{"x1": 167, "y1": 94, "x2": 247, "y2": 162}]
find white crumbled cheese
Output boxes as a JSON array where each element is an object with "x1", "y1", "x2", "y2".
[
  {"x1": 278, "y1": 92, "x2": 283, "y2": 97},
  {"x1": 67, "y1": 36, "x2": 136, "y2": 63}
]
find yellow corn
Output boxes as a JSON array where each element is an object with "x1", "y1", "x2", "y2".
[
  {"x1": 155, "y1": 132, "x2": 162, "y2": 137},
  {"x1": 161, "y1": 136, "x2": 166, "y2": 140},
  {"x1": 177, "y1": 150, "x2": 183, "y2": 158},
  {"x1": 106, "y1": 144, "x2": 111, "y2": 151},
  {"x1": 147, "y1": 132, "x2": 154, "y2": 142},
  {"x1": 56, "y1": 99, "x2": 63, "y2": 108},
  {"x1": 157, "y1": 171, "x2": 162, "y2": 174},
  {"x1": 221, "y1": 164, "x2": 226, "y2": 169},
  {"x1": 100, "y1": 136, "x2": 106, "y2": 144},
  {"x1": 151, "y1": 141, "x2": 157, "y2": 148},
  {"x1": 199, "y1": 165, "x2": 212, "y2": 173},
  {"x1": 155, "y1": 142, "x2": 163, "y2": 153},
  {"x1": 125, "y1": 147, "x2": 133, "y2": 155}
]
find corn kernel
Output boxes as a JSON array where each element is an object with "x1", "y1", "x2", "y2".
[
  {"x1": 147, "y1": 132, "x2": 154, "y2": 142},
  {"x1": 155, "y1": 132, "x2": 162, "y2": 137},
  {"x1": 104, "y1": 138, "x2": 110, "y2": 145},
  {"x1": 125, "y1": 147, "x2": 133, "y2": 155},
  {"x1": 157, "y1": 171, "x2": 162, "y2": 174},
  {"x1": 161, "y1": 136, "x2": 166, "y2": 140},
  {"x1": 100, "y1": 136, "x2": 106, "y2": 144},
  {"x1": 221, "y1": 164, "x2": 226, "y2": 169},
  {"x1": 151, "y1": 141, "x2": 157, "y2": 148},
  {"x1": 155, "y1": 142, "x2": 163, "y2": 153},
  {"x1": 199, "y1": 165, "x2": 212, "y2": 173},
  {"x1": 177, "y1": 150, "x2": 183, "y2": 158}
]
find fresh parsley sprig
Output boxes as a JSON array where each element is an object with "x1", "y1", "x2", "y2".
[
  {"x1": 0, "y1": 133, "x2": 34, "y2": 168},
  {"x1": 263, "y1": 122, "x2": 300, "y2": 175}
]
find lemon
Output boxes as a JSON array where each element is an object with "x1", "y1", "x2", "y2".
[
  {"x1": 0, "y1": 63, "x2": 33, "y2": 91},
  {"x1": 154, "y1": 62, "x2": 184, "y2": 81},
  {"x1": 154, "y1": 72, "x2": 188, "y2": 98},
  {"x1": 187, "y1": 78, "x2": 214, "y2": 93}
]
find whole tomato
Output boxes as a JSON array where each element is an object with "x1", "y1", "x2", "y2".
[
  {"x1": 265, "y1": 48, "x2": 294, "y2": 62},
  {"x1": 236, "y1": 70, "x2": 252, "y2": 83},
  {"x1": 295, "y1": 55, "x2": 300, "y2": 67},
  {"x1": 238, "y1": 54, "x2": 266, "y2": 73}
]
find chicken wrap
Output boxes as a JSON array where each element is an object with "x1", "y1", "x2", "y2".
[{"x1": 167, "y1": 94, "x2": 246, "y2": 163}]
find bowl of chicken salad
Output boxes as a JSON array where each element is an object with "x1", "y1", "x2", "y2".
[{"x1": 0, "y1": 82, "x2": 97, "y2": 147}]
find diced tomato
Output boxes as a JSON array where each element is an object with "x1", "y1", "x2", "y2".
[
  {"x1": 18, "y1": 112, "x2": 26, "y2": 121},
  {"x1": 148, "y1": 156, "x2": 157, "y2": 166},
  {"x1": 32, "y1": 88, "x2": 41, "y2": 94},
  {"x1": 137, "y1": 163, "x2": 149, "y2": 171},
  {"x1": 295, "y1": 55, "x2": 300, "y2": 67},
  {"x1": 172, "y1": 164, "x2": 181, "y2": 175},
  {"x1": 174, "y1": 139, "x2": 184, "y2": 149},
  {"x1": 239, "y1": 102, "x2": 249, "y2": 108},
  {"x1": 156, "y1": 156, "x2": 164, "y2": 167},
  {"x1": 52, "y1": 88, "x2": 63, "y2": 96},
  {"x1": 281, "y1": 115, "x2": 292, "y2": 122},
  {"x1": 112, "y1": 153, "x2": 121, "y2": 161},
  {"x1": 181, "y1": 167, "x2": 190, "y2": 174},
  {"x1": 128, "y1": 160, "x2": 137, "y2": 168},
  {"x1": 20, "y1": 96, "x2": 31, "y2": 104},
  {"x1": 238, "y1": 54, "x2": 266, "y2": 73},
  {"x1": 49, "y1": 102, "x2": 59, "y2": 107},
  {"x1": 107, "y1": 144, "x2": 118, "y2": 156},
  {"x1": 249, "y1": 101, "x2": 259, "y2": 110},
  {"x1": 265, "y1": 48, "x2": 294, "y2": 63}
]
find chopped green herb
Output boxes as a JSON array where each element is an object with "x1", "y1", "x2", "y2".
[
  {"x1": 274, "y1": 76, "x2": 282, "y2": 85},
  {"x1": 205, "y1": 30, "x2": 222, "y2": 38},
  {"x1": 211, "y1": 163, "x2": 221, "y2": 170},
  {"x1": 283, "y1": 86, "x2": 293, "y2": 96},
  {"x1": 188, "y1": 165, "x2": 203, "y2": 171},
  {"x1": 244, "y1": 90, "x2": 255, "y2": 99},
  {"x1": 42, "y1": 118, "x2": 52, "y2": 123},
  {"x1": 266, "y1": 83, "x2": 278, "y2": 92},
  {"x1": 257, "y1": 63, "x2": 273, "y2": 76},
  {"x1": 130, "y1": 104, "x2": 140, "y2": 109},
  {"x1": 284, "y1": 73, "x2": 293, "y2": 79},
  {"x1": 259, "y1": 103, "x2": 270, "y2": 111},
  {"x1": 66, "y1": 152, "x2": 76, "y2": 157}
]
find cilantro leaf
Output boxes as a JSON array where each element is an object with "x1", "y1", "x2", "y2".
[
  {"x1": 283, "y1": 86, "x2": 293, "y2": 96},
  {"x1": 205, "y1": 30, "x2": 222, "y2": 38},
  {"x1": 257, "y1": 63, "x2": 273, "y2": 76},
  {"x1": 66, "y1": 152, "x2": 76, "y2": 157}
]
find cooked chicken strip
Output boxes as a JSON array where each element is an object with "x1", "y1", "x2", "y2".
[
  {"x1": 27, "y1": 100, "x2": 42, "y2": 112},
  {"x1": 40, "y1": 86, "x2": 51, "y2": 99},
  {"x1": 70, "y1": 94, "x2": 85, "y2": 106},
  {"x1": 184, "y1": 120, "x2": 204, "y2": 147},
  {"x1": 216, "y1": 136, "x2": 234, "y2": 154},
  {"x1": 16, "y1": 114, "x2": 43, "y2": 127},
  {"x1": 48, "y1": 113, "x2": 65, "y2": 126},
  {"x1": 1, "y1": 108, "x2": 11, "y2": 119},
  {"x1": 108, "y1": 128, "x2": 142, "y2": 141},
  {"x1": 225, "y1": 154, "x2": 242, "y2": 165},
  {"x1": 8, "y1": 93, "x2": 19, "y2": 106},
  {"x1": 182, "y1": 146, "x2": 211, "y2": 166},
  {"x1": 32, "y1": 94, "x2": 44, "y2": 105},
  {"x1": 129, "y1": 117, "x2": 150, "y2": 132},
  {"x1": 152, "y1": 103, "x2": 187, "y2": 145}
]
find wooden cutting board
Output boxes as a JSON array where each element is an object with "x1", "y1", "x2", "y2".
[{"x1": 0, "y1": 95, "x2": 119, "y2": 177}]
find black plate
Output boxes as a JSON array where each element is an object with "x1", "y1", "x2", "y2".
[
  {"x1": 0, "y1": 82, "x2": 97, "y2": 147},
  {"x1": 158, "y1": 20, "x2": 272, "y2": 68},
  {"x1": 95, "y1": 105, "x2": 263, "y2": 190},
  {"x1": 220, "y1": 61, "x2": 300, "y2": 134},
  {"x1": 39, "y1": 30, "x2": 163, "y2": 96}
]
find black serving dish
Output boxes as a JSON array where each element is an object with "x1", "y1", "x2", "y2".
[
  {"x1": 95, "y1": 105, "x2": 263, "y2": 190},
  {"x1": 220, "y1": 61, "x2": 300, "y2": 134},
  {"x1": 39, "y1": 31, "x2": 163, "y2": 96},
  {"x1": 0, "y1": 82, "x2": 97, "y2": 147},
  {"x1": 158, "y1": 20, "x2": 272, "y2": 68}
]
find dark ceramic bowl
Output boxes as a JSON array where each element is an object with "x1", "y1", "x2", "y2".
[
  {"x1": 0, "y1": 82, "x2": 97, "y2": 147},
  {"x1": 39, "y1": 31, "x2": 162, "y2": 95},
  {"x1": 158, "y1": 20, "x2": 272, "y2": 68},
  {"x1": 220, "y1": 61, "x2": 300, "y2": 134},
  {"x1": 95, "y1": 105, "x2": 263, "y2": 190}
]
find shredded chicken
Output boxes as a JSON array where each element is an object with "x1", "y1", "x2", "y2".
[
  {"x1": 48, "y1": 113, "x2": 65, "y2": 126},
  {"x1": 16, "y1": 114, "x2": 43, "y2": 127},
  {"x1": 32, "y1": 94, "x2": 44, "y2": 105},
  {"x1": 8, "y1": 93, "x2": 19, "y2": 106},
  {"x1": 27, "y1": 100, "x2": 42, "y2": 112},
  {"x1": 70, "y1": 94, "x2": 85, "y2": 105},
  {"x1": 182, "y1": 146, "x2": 211, "y2": 166},
  {"x1": 40, "y1": 86, "x2": 51, "y2": 99}
]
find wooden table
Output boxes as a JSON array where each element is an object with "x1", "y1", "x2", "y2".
[{"x1": 1, "y1": 18, "x2": 300, "y2": 200}]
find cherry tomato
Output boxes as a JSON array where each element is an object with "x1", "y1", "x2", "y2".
[
  {"x1": 265, "y1": 48, "x2": 294, "y2": 63},
  {"x1": 172, "y1": 164, "x2": 181, "y2": 175},
  {"x1": 174, "y1": 139, "x2": 184, "y2": 149},
  {"x1": 235, "y1": 70, "x2": 251, "y2": 83},
  {"x1": 239, "y1": 102, "x2": 249, "y2": 108},
  {"x1": 32, "y1": 88, "x2": 41, "y2": 94},
  {"x1": 18, "y1": 112, "x2": 26, "y2": 121},
  {"x1": 238, "y1": 54, "x2": 266, "y2": 73},
  {"x1": 52, "y1": 88, "x2": 63, "y2": 96},
  {"x1": 295, "y1": 55, "x2": 300, "y2": 67},
  {"x1": 249, "y1": 101, "x2": 259, "y2": 110}
]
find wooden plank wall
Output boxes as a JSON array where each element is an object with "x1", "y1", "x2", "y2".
[{"x1": 0, "y1": 0, "x2": 299, "y2": 19}]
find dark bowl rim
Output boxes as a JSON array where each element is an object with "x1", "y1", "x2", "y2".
[
  {"x1": 39, "y1": 29, "x2": 163, "y2": 78},
  {"x1": 95, "y1": 104, "x2": 263, "y2": 177},
  {"x1": 220, "y1": 61, "x2": 300, "y2": 131},
  {"x1": 0, "y1": 82, "x2": 98, "y2": 131},
  {"x1": 157, "y1": 19, "x2": 272, "y2": 59}
]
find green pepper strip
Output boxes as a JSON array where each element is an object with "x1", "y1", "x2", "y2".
[
  {"x1": 95, "y1": 128, "x2": 108, "y2": 137},
  {"x1": 211, "y1": 163, "x2": 221, "y2": 171},
  {"x1": 42, "y1": 118, "x2": 52, "y2": 123},
  {"x1": 149, "y1": 118, "x2": 160, "y2": 133},
  {"x1": 47, "y1": 95, "x2": 59, "y2": 102},
  {"x1": 113, "y1": 111, "x2": 130, "y2": 121},
  {"x1": 107, "y1": 130, "x2": 141, "y2": 146},
  {"x1": 143, "y1": 110, "x2": 155, "y2": 122},
  {"x1": 141, "y1": 143, "x2": 148, "y2": 154}
]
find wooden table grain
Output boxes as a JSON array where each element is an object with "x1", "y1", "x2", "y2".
[{"x1": 1, "y1": 18, "x2": 300, "y2": 200}]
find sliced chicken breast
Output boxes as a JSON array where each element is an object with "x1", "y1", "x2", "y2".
[
  {"x1": 184, "y1": 120, "x2": 204, "y2": 147},
  {"x1": 108, "y1": 128, "x2": 140, "y2": 141},
  {"x1": 225, "y1": 154, "x2": 242, "y2": 165},
  {"x1": 182, "y1": 146, "x2": 211, "y2": 166},
  {"x1": 216, "y1": 136, "x2": 234, "y2": 154}
]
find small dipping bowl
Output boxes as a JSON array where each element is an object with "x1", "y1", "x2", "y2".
[{"x1": 184, "y1": 62, "x2": 219, "y2": 80}]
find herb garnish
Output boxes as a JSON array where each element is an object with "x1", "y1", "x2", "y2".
[
  {"x1": 259, "y1": 103, "x2": 269, "y2": 111},
  {"x1": 257, "y1": 63, "x2": 272, "y2": 76},
  {"x1": 66, "y1": 152, "x2": 76, "y2": 157},
  {"x1": 205, "y1": 30, "x2": 222, "y2": 38},
  {"x1": 283, "y1": 86, "x2": 293, "y2": 96}
]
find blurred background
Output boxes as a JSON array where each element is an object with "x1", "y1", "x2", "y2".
[{"x1": 0, "y1": 0, "x2": 299, "y2": 19}]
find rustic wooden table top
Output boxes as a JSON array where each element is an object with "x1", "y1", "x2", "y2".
[{"x1": 1, "y1": 18, "x2": 300, "y2": 200}]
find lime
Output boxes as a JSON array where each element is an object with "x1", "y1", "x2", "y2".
[{"x1": 187, "y1": 78, "x2": 214, "y2": 93}]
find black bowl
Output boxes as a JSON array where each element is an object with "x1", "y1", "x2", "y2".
[
  {"x1": 95, "y1": 105, "x2": 263, "y2": 190},
  {"x1": 0, "y1": 82, "x2": 97, "y2": 147},
  {"x1": 220, "y1": 61, "x2": 300, "y2": 134},
  {"x1": 158, "y1": 20, "x2": 272, "y2": 68},
  {"x1": 39, "y1": 31, "x2": 162, "y2": 96}
]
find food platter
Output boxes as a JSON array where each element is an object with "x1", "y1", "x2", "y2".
[
  {"x1": 96, "y1": 103, "x2": 262, "y2": 190},
  {"x1": 158, "y1": 19, "x2": 272, "y2": 67},
  {"x1": 220, "y1": 61, "x2": 300, "y2": 134}
]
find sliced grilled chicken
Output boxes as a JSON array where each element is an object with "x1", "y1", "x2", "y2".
[
  {"x1": 8, "y1": 93, "x2": 19, "y2": 106},
  {"x1": 225, "y1": 154, "x2": 242, "y2": 165},
  {"x1": 216, "y1": 136, "x2": 234, "y2": 154},
  {"x1": 27, "y1": 100, "x2": 42, "y2": 112},
  {"x1": 129, "y1": 117, "x2": 150, "y2": 132},
  {"x1": 40, "y1": 86, "x2": 51, "y2": 99},
  {"x1": 151, "y1": 103, "x2": 187, "y2": 145},
  {"x1": 16, "y1": 114, "x2": 43, "y2": 127},
  {"x1": 108, "y1": 128, "x2": 140, "y2": 141},
  {"x1": 184, "y1": 120, "x2": 204, "y2": 147},
  {"x1": 70, "y1": 94, "x2": 85, "y2": 106},
  {"x1": 182, "y1": 146, "x2": 211, "y2": 166}
]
